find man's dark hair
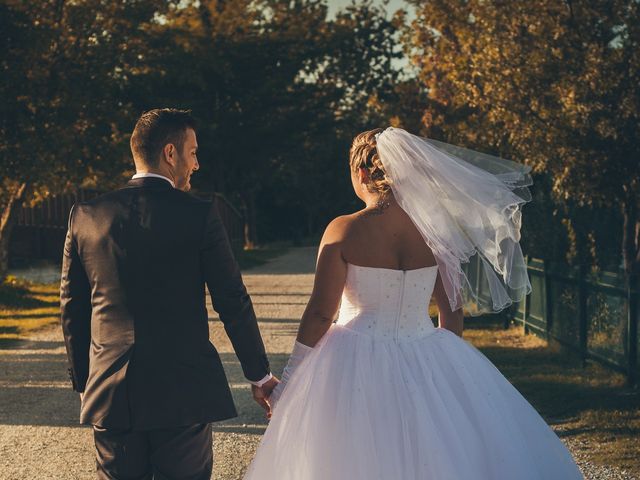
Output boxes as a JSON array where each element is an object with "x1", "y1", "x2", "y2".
[{"x1": 130, "y1": 108, "x2": 196, "y2": 167}]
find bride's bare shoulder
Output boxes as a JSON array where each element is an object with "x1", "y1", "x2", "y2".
[{"x1": 321, "y1": 211, "x2": 365, "y2": 244}]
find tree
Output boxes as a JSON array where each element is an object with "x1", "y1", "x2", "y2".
[
  {"x1": 0, "y1": 0, "x2": 168, "y2": 280},
  {"x1": 405, "y1": 0, "x2": 640, "y2": 272},
  {"x1": 1, "y1": 0, "x2": 403, "y2": 272},
  {"x1": 150, "y1": 0, "x2": 401, "y2": 245}
]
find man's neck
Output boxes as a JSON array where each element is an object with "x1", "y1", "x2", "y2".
[{"x1": 135, "y1": 166, "x2": 171, "y2": 178}]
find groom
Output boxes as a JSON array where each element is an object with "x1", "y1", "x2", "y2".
[{"x1": 60, "y1": 108, "x2": 277, "y2": 479}]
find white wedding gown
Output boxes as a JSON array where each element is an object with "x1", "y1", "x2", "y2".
[{"x1": 244, "y1": 263, "x2": 583, "y2": 479}]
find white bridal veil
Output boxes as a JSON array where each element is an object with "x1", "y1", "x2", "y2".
[{"x1": 376, "y1": 127, "x2": 532, "y2": 315}]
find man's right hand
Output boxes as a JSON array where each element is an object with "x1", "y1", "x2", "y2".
[{"x1": 251, "y1": 376, "x2": 280, "y2": 418}]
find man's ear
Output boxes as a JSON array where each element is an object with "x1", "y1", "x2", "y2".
[{"x1": 163, "y1": 143, "x2": 177, "y2": 167}]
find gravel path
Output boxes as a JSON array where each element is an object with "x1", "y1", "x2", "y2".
[
  {"x1": 0, "y1": 247, "x2": 634, "y2": 479},
  {"x1": 0, "y1": 247, "x2": 315, "y2": 480}
]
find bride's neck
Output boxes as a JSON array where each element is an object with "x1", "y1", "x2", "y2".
[{"x1": 364, "y1": 193, "x2": 397, "y2": 210}]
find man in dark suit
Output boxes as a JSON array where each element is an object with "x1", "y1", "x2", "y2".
[{"x1": 60, "y1": 108, "x2": 278, "y2": 479}]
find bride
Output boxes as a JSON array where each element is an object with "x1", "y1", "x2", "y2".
[{"x1": 244, "y1": 127, "x2": 583, "y2": 479}]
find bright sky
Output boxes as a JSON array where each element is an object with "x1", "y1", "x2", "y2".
[
  {"x1": 327, "y1": 0, "x2": 415, "y2": 74},
  {"x1": 327, "y1": 0, "x2": 410, "y2": 18}
]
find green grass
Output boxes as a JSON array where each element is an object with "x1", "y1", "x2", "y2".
[
  {"x1": 465, "y1": 322, "x2": 640, "y2": 474},
  {"x1": 0, "y1": 276, "x2": 59, "y2": 340}
]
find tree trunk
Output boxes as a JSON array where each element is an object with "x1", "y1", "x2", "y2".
[
  {"x1": 241, "y1": 192, "x2": 258, "y2": 250},
  {"x1": 0, "y1": 182, "x2": 27, "y2": 282},
  {"x1": 622, "y1": 195, "x2": 640, "y2": 274}
]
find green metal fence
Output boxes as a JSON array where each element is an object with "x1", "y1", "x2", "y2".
[{"x1": 500, "y1": 257, "x2": 638, "y2": 386}]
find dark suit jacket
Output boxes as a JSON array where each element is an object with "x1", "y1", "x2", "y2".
[{"x1": 60, "y1": 177, "x2": 270, "y2": 430}]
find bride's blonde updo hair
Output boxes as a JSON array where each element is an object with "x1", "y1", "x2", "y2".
[{"x1": 349, "y1": 128, "x2": 392, "y2": 195}]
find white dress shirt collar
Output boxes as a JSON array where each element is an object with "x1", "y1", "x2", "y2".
[{"x1": 131, "y1": 172, "x2": 175, "y2": 189}]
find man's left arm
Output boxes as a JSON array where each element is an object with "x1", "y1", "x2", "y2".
[{"x1": 200, "y1": 203, "x2": 271, "y2": 384}]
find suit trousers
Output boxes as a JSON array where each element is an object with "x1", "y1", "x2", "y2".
[{"x1": 93, "y1": 423, "x2": 213, "y2": 480}]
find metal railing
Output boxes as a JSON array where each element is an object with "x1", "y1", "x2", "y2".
[{"x1": 466, "y1": 254, "x2": 639, "y2": 385}]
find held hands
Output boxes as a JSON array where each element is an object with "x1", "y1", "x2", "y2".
[
  {"x1": 251, "y1": 341, "x2": 314, "y2": 418},
  {"x1": 263, "y1": 341, "x2": 314, "y2": 415},
  {"x1": 252, "y1": 376, "x2": 280, "y2": 419}
]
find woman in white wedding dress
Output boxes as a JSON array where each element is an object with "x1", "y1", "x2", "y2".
[{"x1": 244, "y1": 127, "x2": 583, "y2": 479}]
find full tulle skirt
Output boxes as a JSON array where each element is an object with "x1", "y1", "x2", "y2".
[{"x1": 244, "y1": 325, "x2": 583, "y2": 480}]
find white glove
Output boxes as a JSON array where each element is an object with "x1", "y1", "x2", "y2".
[{"x1": 269, "y1": 340, "x2": 313, "y2": 411}]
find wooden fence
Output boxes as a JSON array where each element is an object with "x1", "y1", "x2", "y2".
[
  {"x1": 10, "y1": 189, "x2": 244, "y2": 262},
  {"x1": 466, "y1": 255, "x2": 639, "y2": 385}
]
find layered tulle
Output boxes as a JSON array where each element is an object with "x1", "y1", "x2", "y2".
[{"x1": 244, "y1": 325, "x2": 583, "y2": 480}]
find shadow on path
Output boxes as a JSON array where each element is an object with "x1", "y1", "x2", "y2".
[{"x1": 244, "y1": 247, "x2": 316, "y2": 275}]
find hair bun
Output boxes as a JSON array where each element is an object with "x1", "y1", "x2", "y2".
[{"x1": 349, "y1": 128, "x2": 392, "y2": 195}]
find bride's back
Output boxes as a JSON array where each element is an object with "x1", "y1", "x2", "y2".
[
  {"x1": 340, "y1": 203, "x2": 437, "y2": 271},
  {"x1": 342, "y1": 128, "x2": 437, "y2": 272}
]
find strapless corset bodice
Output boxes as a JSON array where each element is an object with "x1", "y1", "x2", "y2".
[{"x1": 335, "y1": 263, "x2": 438, "y2": 341}]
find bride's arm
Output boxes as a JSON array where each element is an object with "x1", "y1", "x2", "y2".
[
  {"x1": 267, "y1": 219, "x2": 348, "y2": 411},
  {"x1": 296, "y1": 217, "x2": 349, "y2": 347},
  {"x1": 433, "y1": 271, "x2": 464, "y2": 336}
]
